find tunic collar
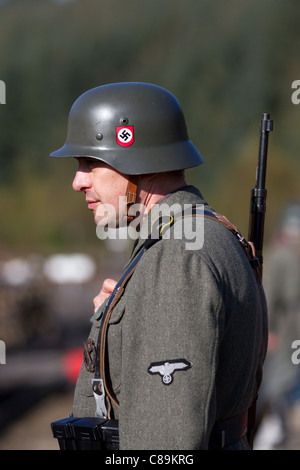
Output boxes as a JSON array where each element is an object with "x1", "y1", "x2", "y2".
[{"x1": 125, "y1": 185, "x2": 209, "y2": 265}]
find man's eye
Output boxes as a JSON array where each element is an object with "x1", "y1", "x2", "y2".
[
  {"x1": 76, "y1": 157, "x2": 105, "y2": 170},
  {"x1": 85, "y1": 158, "x2": 104, "y2": 170},
  {"x1": 86, "y1": 158, "x2": 97, "y2": 166}
]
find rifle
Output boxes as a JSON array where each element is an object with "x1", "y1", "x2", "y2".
[
  {"x1": 248, "y1": 112, "x2": 274, "y2": 280},
  {"x1": 247, "y1": 112, "x2": 273, "y2": 448}
]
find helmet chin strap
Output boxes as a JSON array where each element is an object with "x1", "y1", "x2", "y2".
[{"x1": 124, "y1": 179, "x2": 138, "y2": 223}]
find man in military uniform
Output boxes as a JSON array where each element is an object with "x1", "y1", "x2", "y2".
[{"x1": 50, "y1": 82, "x2": 268, "y2": 450}]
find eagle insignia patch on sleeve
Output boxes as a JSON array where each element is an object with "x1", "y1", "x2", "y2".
[{"x1": 148, "y1": 359, "x2": 191, "y2": 385}]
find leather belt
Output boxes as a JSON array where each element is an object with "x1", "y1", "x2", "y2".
[{"x1": 208, "y1": 411, "x2": 248, "y2": 449}]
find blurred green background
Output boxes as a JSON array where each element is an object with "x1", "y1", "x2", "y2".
[{"x1": 0, "y1": 0, "x2": 299, "y2": 256}]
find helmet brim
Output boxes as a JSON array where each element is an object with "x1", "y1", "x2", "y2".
[{"x1": 50, "y1": 140, "x2": 204, "y2": 175}]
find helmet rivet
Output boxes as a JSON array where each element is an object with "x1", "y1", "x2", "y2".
[
  {"x1": 120, "y1": 117, "x2": 129, "y2": 125},
  {"x1": 95, "y1": 133, "x2": 103, "y2": 141}
]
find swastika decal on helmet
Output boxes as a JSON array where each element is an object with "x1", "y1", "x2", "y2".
[{"x1": 116, "y1": 126, "x2": 134, "y2": 147}]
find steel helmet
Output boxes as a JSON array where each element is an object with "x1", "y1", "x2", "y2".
[{"x1": 50, "y1": 82, "x2": 204, "y2": 174}]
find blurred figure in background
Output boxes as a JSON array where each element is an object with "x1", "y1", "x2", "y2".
[{"x1": 256, "y1": 201, "x2": 300, "y2": 449}]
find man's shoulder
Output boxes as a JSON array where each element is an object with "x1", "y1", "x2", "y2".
[{"x1": 163, "y1": 184, "x2": 208, "y2": 208}]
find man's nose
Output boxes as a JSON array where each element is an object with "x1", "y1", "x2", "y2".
[{"x1": 72, "y1": 169, "x2": 91, "y2": 192}]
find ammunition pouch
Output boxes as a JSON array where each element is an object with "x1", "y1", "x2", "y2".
[{"x1": 51, "y1": 416, "x2": 119, "y2": 450}]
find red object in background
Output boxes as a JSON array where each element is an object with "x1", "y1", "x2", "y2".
[{"x1": 62, "y1": 347, "x2": 83, "y2": 384}]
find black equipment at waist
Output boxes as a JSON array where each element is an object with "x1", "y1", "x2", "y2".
[{"x1": 51, "y1": 416, "x2": 119, "y2": 451}]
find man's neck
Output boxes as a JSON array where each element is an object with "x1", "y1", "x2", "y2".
[{"x1": 137, "y1": 172, "x2": 187, "y2": 216}]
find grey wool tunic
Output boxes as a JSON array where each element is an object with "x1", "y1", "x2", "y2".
[{"x1": 73, "y1": 185, "x2": 268, "y2": 450}]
